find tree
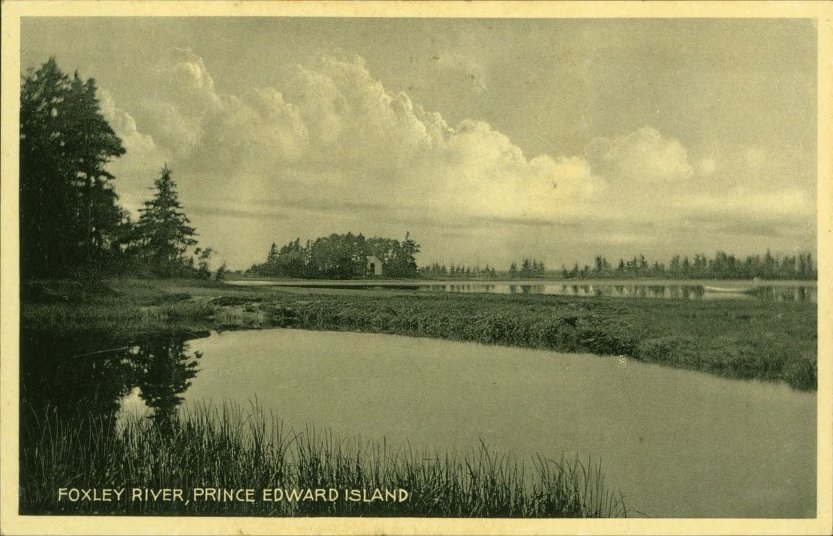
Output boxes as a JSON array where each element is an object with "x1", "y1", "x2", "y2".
[
  {"x1": 399, "y1": 231, "x2": 421, "y2": 277},
  {"x1": 194, "y1": 247, "x2": 214, "y2": 279},
  {"x1": 65, "y1": 74, "x2": 126, "y2": 260},
  {"x1": 135, "y1": 165, "x2": 198, "y2": 276},
  {"x1": 20, "y1": 58, "x2": 126, "y2": 277}
]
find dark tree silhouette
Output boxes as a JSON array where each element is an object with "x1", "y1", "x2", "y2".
[
  {"x1": 134, "y1": 165, "x2": 198, "y2": 276},
  {"x1": 130, "y1": 336, "x2": 201, "y2": 429},
  {"x1": 250, "y1": 231, "x2": 421, "y2": 279},
  {"x1": 20, "y1": 58, "x2": 125, "y2": 277}
]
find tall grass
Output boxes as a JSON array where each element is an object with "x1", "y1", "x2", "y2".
[
  {"x1": 20, "y1": 403, "x2": 626, "y2": 517},
  {"x1": 21, "y1": 277, "x2": 818, "y2": 389}
]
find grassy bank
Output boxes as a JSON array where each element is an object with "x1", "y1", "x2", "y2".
[
  {"x1": 21, "y1": 278, "x2": 817, "y2": 389},
  {"x1": 20, "y1": 404, "x2": 625, "y2": 517}
]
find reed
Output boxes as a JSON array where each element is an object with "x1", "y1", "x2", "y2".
[{"x1": 20, "y1": 403, "x2": 626, "y2": 518}]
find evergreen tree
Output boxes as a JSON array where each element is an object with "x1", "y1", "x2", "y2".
[
  {"x1": 20, "y1": 58, "x2": 125, "y2": 277},
  {"x1": 402, "y1": 232, "x2": 421, "y2": 274},
  {"x1": 135, "y1": 165, "x2": 198, "y2": 276}
]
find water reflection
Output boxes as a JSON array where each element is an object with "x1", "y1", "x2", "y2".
[
  {"x1": 128, "y1": 337, "x2": 202, "y2": 427},
  {"x1": 21, "y1": 332, "x2": 203, "y2": 432},
  {"x1": 229, "y1": 279, "x2": 817, "y2": 302},
  {"x1": 414, "y1": 283, "x2": 815, "y2": 302}
]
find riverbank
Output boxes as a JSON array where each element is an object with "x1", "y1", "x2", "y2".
[
  {"x1": 21, "y1": 277, "x2": 818, "y2": 389},
  {"x1": 20, "y1": 403, "x2": 625, "y2": 517}
]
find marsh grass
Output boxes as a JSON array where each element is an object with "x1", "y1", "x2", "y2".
[
  {"x1": 20, "y1": 403, "x2": 626, "y2": 518},
  {"x1": 21, "y1": 278, "x2": 818, "y2": 389}
]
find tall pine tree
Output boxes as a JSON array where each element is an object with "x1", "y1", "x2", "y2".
[
  {"x1": 135, "y1": 165, "x2": 198, "y2": 276},
  {"x1": 20, "y1": 58, "x2": 125, "y2": 277}
]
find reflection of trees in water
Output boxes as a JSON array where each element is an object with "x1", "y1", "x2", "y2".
[
  {"x1": 21, "y1": 332, "x2": 202, "y2": 433},
  {"x1": 20, "y1": 332, "x2": 134, "y2": 424},
  {"x1": 648, "y1": 285, "x2": 667, "y2": 298},
  {"x1": 747, "y1": 286, "x2": 815, "y2": 303},
  {"x1": 128, "y1": 336, "x2": 201, "y2": 428}
]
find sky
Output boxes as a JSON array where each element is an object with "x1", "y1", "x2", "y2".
[{"x1": 21, "y1": 17, "x2": 818, "y2": 270}]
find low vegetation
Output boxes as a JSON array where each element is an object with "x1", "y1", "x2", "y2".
[
  {"x1": 21, "y1": 277, "x2": 818, "y2": 390},
  {"x1": 20, "y1": 404, "x2": 626, "y2": 517}
]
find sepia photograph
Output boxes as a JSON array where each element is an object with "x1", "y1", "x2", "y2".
[{"x1": 1, "y1": 2, "x2": 831, "y2": 535}]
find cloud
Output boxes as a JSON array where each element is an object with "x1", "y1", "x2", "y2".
[
  {"x1": 110, "y1": 50, "x2": 601, "y2": 226},
  {"x1": 99, "y1": 90, "x2": 158, "y2": 157},
  {"x1": 99, "y1": 89, "x2": 171, "y2": 209},
  {"x1": 101, "y1": 49, "x2": 814, "y2": 267},
  {"x1": 133, "y1": 48, "x2": 223, "y2": 159},
  {"x1": 586, "y1": 127, "x2": 694, "y2": 184}
]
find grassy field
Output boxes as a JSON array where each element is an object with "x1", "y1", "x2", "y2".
[
  {"x1": 21, "y1": 277, "x2": 818, "y2": 390},
  {"x1": 20, "y1": 403, "x2": 626, "y2": 517}
]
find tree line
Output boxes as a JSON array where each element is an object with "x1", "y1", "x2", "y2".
[
  {"x1": 419, "y1": 252, "x2": 815, "y2": 281},
  {"x1": 419, "y1": 263, "x2": 499, "y2": 279},
  {"x1": 20, "y1": 58, "x2": 212, "y2": 280},
  {"x1": 248, "y1": 232, "x2": 420, "y2": 279},
  {"x1": 419, "y1": 257, "x2": 546, "y2": 279},
  {"x1": 560, "y1": 251, "x2": 816, "y2": 280}
]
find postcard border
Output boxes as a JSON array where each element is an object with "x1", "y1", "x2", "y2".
[{"x1": 1, "y1": 2, "x2": 831, "y2": 535}]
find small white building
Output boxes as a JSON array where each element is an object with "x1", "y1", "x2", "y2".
[{"x1": 366, "y1": 255, "x2": 383, "y2": 276}]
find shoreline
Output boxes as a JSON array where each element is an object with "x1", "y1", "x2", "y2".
[{"x1": 20, "y1": 278, "x2": 818, "y2": 390}]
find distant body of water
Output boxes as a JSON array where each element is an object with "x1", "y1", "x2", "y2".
[
  {"x1": 113, "y1": 329, "x2": 816, "y2": 518},
  {"x1": 228, "y1": 279, "x2": 817, "y2": 302}
]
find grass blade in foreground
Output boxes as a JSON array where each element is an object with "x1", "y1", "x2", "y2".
[{"x1": 20, "y1": 403, "x2": 626, "y2": 517}]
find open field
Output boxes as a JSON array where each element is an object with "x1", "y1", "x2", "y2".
[{"x1": 21, "y1": 278, "x2": 818, "y2": 390}]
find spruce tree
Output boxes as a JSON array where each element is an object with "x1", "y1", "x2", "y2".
[
  {"x1": 20, "y1": 58, "x2": 125, "y2": 277},
  {"x1": 136, "y1": 165, "x2": 197, "y2": 276}
]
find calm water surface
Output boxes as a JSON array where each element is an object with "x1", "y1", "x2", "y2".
[
  {"x1": 229, "y1": 279, "x2": 817, "y2": 302},
  {"x1": 114, "y1": 329, "x2": 816, "y2": 518}
]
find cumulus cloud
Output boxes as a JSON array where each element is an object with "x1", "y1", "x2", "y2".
[
  {"x1": 99, "y1": 89, "x2": 171, "y2": 208},
  {"x1": 101, "y1": 49, "x2": 813, "y2": 266},
  {"x1": 111, "y1": 50, "x2": 601, "y2": 224},
  {"x1": 586, "y1": 127, "x2": 694, "y2": 184},
  {"x1": 99, "y1": 89, "x2": 160, "y2": 158}
]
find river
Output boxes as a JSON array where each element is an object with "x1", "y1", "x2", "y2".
[
  {"x1": 114, "y1": 328, "x2": 816, "y2": 518},
  {"x1": 227, "y1": 279, "x2": 817, "y2": 302}
]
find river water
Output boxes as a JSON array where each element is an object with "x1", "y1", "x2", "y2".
[
  {"x1": 227, "y1": 279, "x2": 817, "y2": 302},
  {"x1": 114, "y1": 329, "x2": 816, "y2": 518}
]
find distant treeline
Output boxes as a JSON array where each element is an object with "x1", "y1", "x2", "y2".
[
  {"x1": 419, "y1": 252, "x2": 816, "y2": 281},
  {"x1": 247, "y1": 232, "x2": 420, "y2": 279},
  {"x1": 20, "y1": 58, "x2": 216, "y2": 280},
  {"x1": 420, "y1": 258, "x2": 546, "y2": 279},
  {"x1": 560, "y1": 251, "x2": 816, "y2": 280}
]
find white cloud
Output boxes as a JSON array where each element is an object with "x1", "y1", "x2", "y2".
[
  {"x1": 110, "y1": 50, "x2": 601, "y2": 226},
  {"x1": 99, "y1": 89, "x2": 171, "y2": 209},
  {"x1": 99, "y1": 50, "x2": 813, "y2": 266},
  {"x1": 586, "y1": 127, "x2": 694, "y2": 184}
]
